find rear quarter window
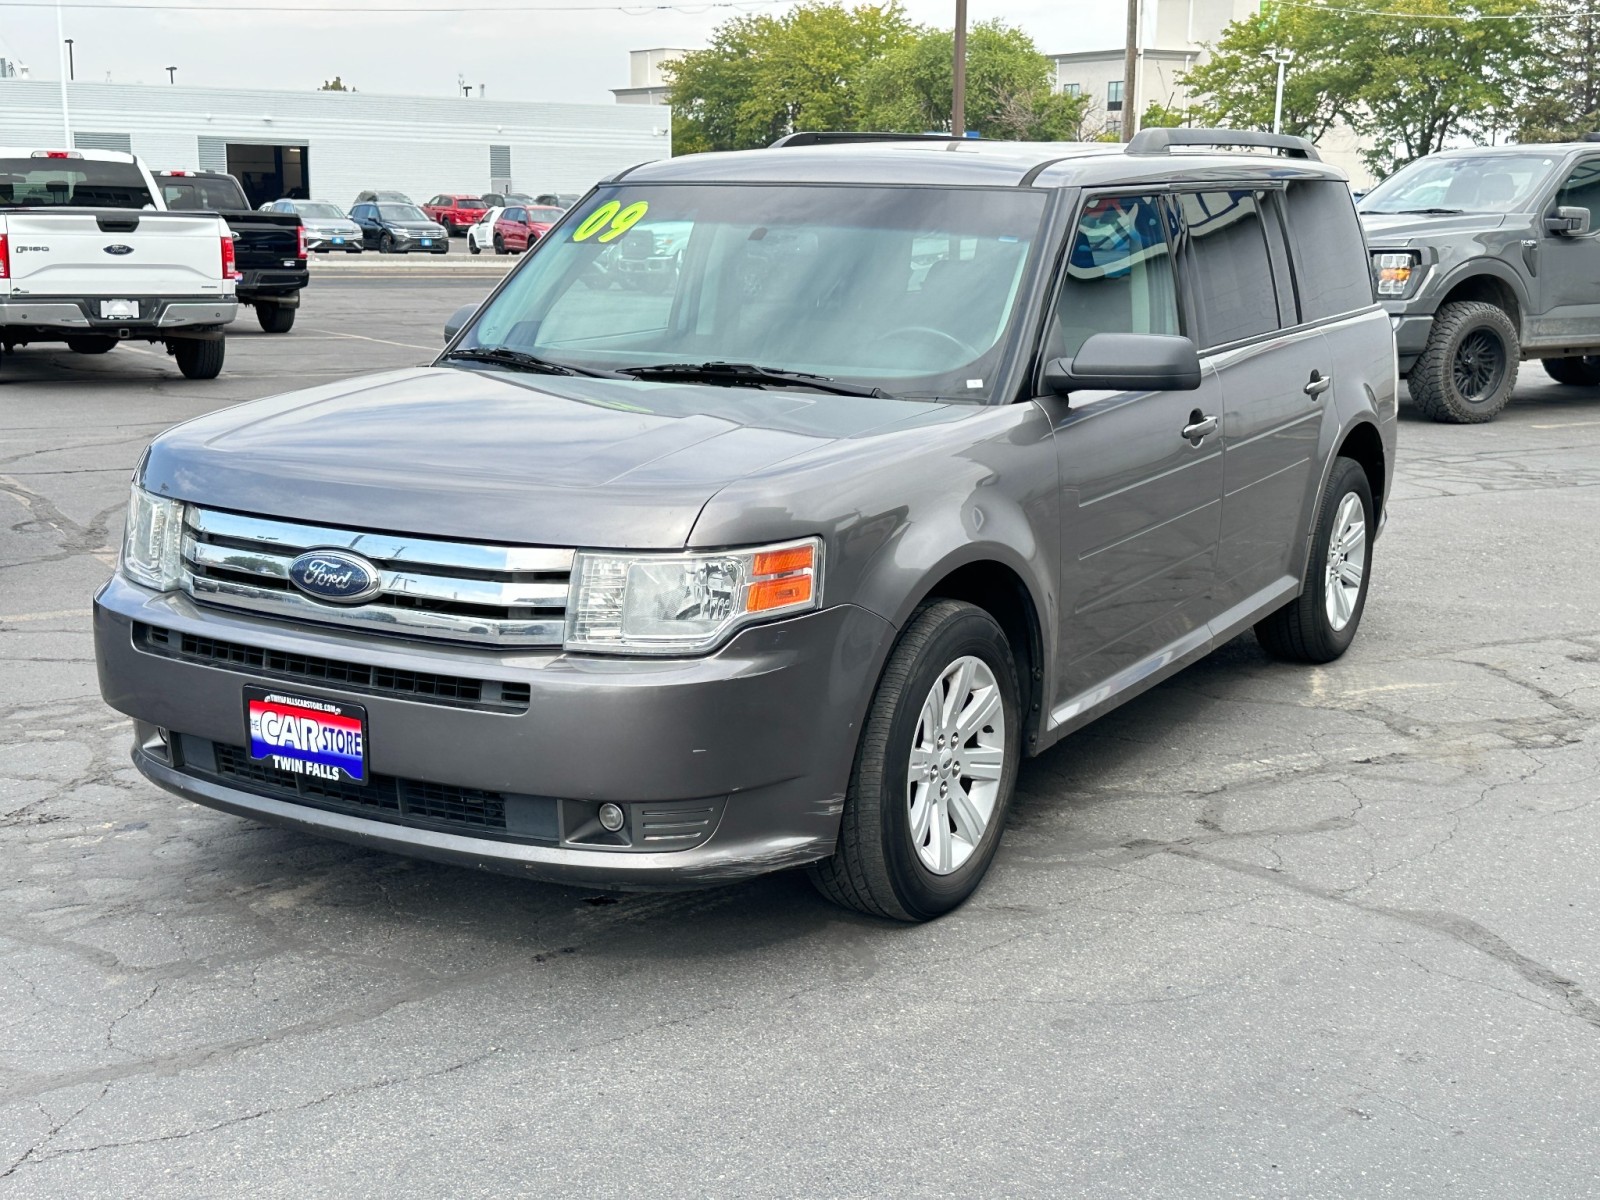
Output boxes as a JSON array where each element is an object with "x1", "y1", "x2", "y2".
[{"x1": 1284, "y1": 180, "x2": 1375, "y2": 320}]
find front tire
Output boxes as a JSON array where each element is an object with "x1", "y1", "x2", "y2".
[
  {"x1": 255, "y1": 303, "x2": 295, "y2": 334},
  {"x1": 1255, "y1": 456, "x2": 1374, "y2": 663},
  {"x1": 66, "y1": 336, "x2": 117, "y2": 355},
  {"x1": 808, "y1": 600, "x2": 1021, "y2": 921},
  {"x1": 1408, "y1": 300, "x2": 1519, "y2": 423},
  {"x1": 171, "y1": 338, "x2": 225, "y2": 380},
  {"x1": 1542, "y1": 356, "x2": 1600, "y2": 387},
  {"x1": 469, "y1": 237, "x2": 481, "y2": 255},
  {"x1": 379, "y1": 233, "x2": 396, "y2": 254}
]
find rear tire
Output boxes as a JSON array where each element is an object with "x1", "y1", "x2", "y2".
[
  {"x1": 255, "y1": 303, "x2": 295, "y2": 334},
  {"x1": 1255, "y1": 456, "x2": 1374, "y2": 664},
  {"x1": 808, "y1": 600, "x2": 1021, "y2": 922},
  {"x1": 1408, "y1": 300, "x2": 1519, "y2": 423},
  {"x1": 66, "y1": 336, "x2": 117, "y2": 355},
  {"x1": 1542, "y1": 356, "x2": 1600, "y2": 387},
  {"x1": 171, "y1": 338, "x2": 225, "y2": 380},
  {"x1": 493, "y1": 235, "x2": 505, "y2": 255}
]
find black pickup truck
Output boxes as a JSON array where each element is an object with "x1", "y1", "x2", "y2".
[{"x1": 156, "y1": 170, "x2": 308, "y2": 333}]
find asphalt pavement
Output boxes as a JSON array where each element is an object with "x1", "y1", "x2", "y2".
[{"x1": 3, "y1": 267, "x2": 1599, "y2": 1197}]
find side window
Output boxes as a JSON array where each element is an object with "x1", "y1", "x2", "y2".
[
  {"x1": 1556, "y1": 159, "x2": 1600, "y2": 231},
  {"x1": 1178, "y1": 190, "x2": 1282, "y2": 348},
  {"x1": 1283, "y1": 180, "x2": 1375, "y2": 320},
  {"x1": 1048, "y1": 193, "x2": 1180, "y2": 361}
]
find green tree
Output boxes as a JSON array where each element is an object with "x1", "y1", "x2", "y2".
[
  {"x1": 319, "y1": 76, "x2": 353, "y2": 92},
  {"x1": 1514, "y1": 0, "x2": 1600, "y2": 141},
  {"x1": 1140, "y1": 101, "x2": 1188, "y2": 129},
  {"x1": 859, "y1": 20, "x2": 1088, "y2": 139},
  {"x1": 665, "y1": 2, "x2": 914, "y2": 154}
]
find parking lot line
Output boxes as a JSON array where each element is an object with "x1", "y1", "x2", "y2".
[{"x1": 305, "y1": 328, "x2": 437, "y2": 352}]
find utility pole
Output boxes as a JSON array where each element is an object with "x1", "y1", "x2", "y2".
[
  {"x1": 55, "y1": 1, "x2": 70, "y2": 144},
  {"x1": 63, "y1": 38, "x2": 74, "y2": 81},
  {"x1": 1121, "y1": 0, "x2": 1138, "y2": 141},
  {"x1": 951, "y1": 0, "x2": 967, "y2": 137},
  {"x1": 166, "y1": 65, "x2": 177, "y2": 84}
]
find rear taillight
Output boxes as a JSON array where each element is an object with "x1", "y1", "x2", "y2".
[
  {"x1": 221, "y1": 235, "x2": 237, "y2": 280},
  {"x1": 296, "y1": 224, "x2": 307, "y2": 259},
  {"x1": 0, "y1": 234, "x2": 9, "y2": 279}
]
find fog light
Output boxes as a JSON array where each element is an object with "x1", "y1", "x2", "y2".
[{"x1": 598, "y1": 802, "x2": 625, "y2": 832}]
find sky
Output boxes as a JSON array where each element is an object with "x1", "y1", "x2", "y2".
[{"x1": 0, "y1": 0, "x2": 1126, "y2": 105}]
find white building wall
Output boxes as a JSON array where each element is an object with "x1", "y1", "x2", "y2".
[{"x1": 0, "y1": 80, "x2": 670, "y2": 206}]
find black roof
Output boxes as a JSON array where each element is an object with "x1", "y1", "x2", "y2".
[{"x1": 617, "y1": 130, "x2": 1349, "y2": 190}]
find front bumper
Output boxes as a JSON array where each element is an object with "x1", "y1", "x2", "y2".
[
  {"x1": 94, "y1": 575, "x2": 892, "y2": 888},
  {"x1": 306, "y1": 230, "x2": 362, "y2": 251},
  {"x1": 0, "y1": 295, "x2": 237, "y2": 334},
  {"x1": 1386, "y1": 309, "x2": 1436, "y2": 374}
]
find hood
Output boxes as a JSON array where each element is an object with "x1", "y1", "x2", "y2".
[
  {"x1": 141, "y1": 366, "x2": 952, "y2": 549},
  {"x1": 1358, "y1": 211, "x2": 1510, "y2": 243},
  {"x1": 390, "y1": 220, "x2": 445, "y2": 233}
]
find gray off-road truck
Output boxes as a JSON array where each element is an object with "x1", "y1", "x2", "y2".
[{"x1": 1358, "y1": 140, "x2": 1600, "y2": 422}]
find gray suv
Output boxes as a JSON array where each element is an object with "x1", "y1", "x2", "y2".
[
  {"x1": 1359, "y1": 141, "x2": 1600, "y2": 422},
  {"x1": 95, "y1": 129, "x2": 1397, "y2": 921}
]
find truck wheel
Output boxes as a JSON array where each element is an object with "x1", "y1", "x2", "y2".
[
  {"x1": 808, "y1": 600, "x2": 1021, "y2": 922},
  {"x1": 172, "y1": 338, "x2": 225, "y2": 380},
  {"x1": 255, "y1": 303, "x2": 295, "y2": 333},
  {"x1": 1255, "y1": 457, "x2": 1374, "y2": 664},
  {"x1": 1542, "y1": 356, "x2": 1600, "y2": 387},
  {"x1": 1408, "y1": 300, "x2": 1519, "y2": 423},
  {"x1": 66, "y1": 336, "x2": 117, "y2": 355}
]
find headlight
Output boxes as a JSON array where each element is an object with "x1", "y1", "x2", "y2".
[
  {"x1": 120, "y1": 485, "x2": 185, "y2": 592},
  {"x1": 1372, "y1": 251, "x2": 1420, "y2": 298},
  {"x1": 565, "y1": 538, "x2": 821, "y2": 655}
]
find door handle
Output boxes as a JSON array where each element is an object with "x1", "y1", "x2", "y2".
[
  {"x1": 1182, "y1": 413, "x2": 1219, "y2": 443},
  {"x1": 1305, "y1": 369, "x2": 1333, "y2": 397}
]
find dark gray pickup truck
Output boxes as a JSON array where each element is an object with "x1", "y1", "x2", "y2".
[
  {"x1": 1359, "y1": 141, "x2": 1600, "y2": 422},
  {"x1": 97, "y1": 130, "x2": 1397, "y2": 921}
]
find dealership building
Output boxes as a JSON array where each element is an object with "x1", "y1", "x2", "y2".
[{"x1": 0, "y1": 79, "x2": 671, "y2": 207}]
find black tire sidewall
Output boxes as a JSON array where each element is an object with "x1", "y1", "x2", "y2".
[
  {"x1": 1304, "y1": 459, "x2": 1375, "y2": 659},
  {"x1": 1416, "y1": 302, "x2": 1519, "y2": 421},
  {"x1": 873, "y1": 609, "x2": 1021, "y2": 920}
]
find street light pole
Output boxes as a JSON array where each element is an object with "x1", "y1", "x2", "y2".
[
  {"x1": 63, "y1": 38, "x2": 74, "y2": 81},
  {"x1": 951, "y1": 0, "x2": 967, "y2": 137},
  {"x1": 55, "y1": 0, "x2": 70, "y2": 144},
  {"x1": 166, "y1": 65, "x2": 177, "y2": 84},
  {"x1": 1264, "y1": 48, "x2": 1295, "y2": 135}
]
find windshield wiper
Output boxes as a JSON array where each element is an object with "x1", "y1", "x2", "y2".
[
  {"x1": 619, "y1": 361, "x2": 892, "y2": 399},
  {"x1": 1385, "y1": 207, "x2": 1467, "y2": 215},
  {"x1": 440, "y1": 346, "x2": 620, "y2": 378}
]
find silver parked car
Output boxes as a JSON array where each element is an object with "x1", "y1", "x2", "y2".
[
  {"x1": 266, "y1": 199, "x2": 363, "y2": 252},
  {"x1": 95, "y1": 130, "x2": 1396, "y2": 920}
]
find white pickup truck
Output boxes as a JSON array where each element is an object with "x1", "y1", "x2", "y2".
[{"x1": 0, "y1": 148, "x2": 237, "y2": 379}]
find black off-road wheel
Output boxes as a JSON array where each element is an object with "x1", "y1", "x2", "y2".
[
  {"x1": 1408, "y1": 300, "x2": 1519, "y2": 423},
  {"x1": 171, "y1": 338, "x2": 225, "y2": 380},
  {"x1": 1542, "y1": 356, "x2": 1600, "y2": 387},
  {"x1": 1255, "y1": 456, "x2": 1374, "y2": 664},
  {"x1": 255, "y1": 303, "x2": 295, "y2": 334},
  {"x1": 808, "y1": 600, "x2": 1021, "y2": 922},
  {"x1": 66, "y1": 336, "x2": 117, "y2": 355}
]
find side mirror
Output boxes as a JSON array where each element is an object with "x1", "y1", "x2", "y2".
[
  {"x1": 444, "y1": 302, "x2": 478, "y2": 345},
  {"x1": 1546, "y1": 206, "x2": 1591, "y2": 237},
  {"x1": 1044, "y1": 332, "x2": 1202, "y2": 395}
]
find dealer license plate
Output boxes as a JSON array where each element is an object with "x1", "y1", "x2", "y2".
[
  {"x1": 99, "y1": 299, "x2": 138, "y2": 319},
  {"x1": 332, "y1": 236, "x2": 344, "y2": 244},
  {"x1": 420, "y1": 238, "x2": 432, "y2": 247},
  {"x1": 245, "y1": 687, "x2": 367, "y2": 784}
]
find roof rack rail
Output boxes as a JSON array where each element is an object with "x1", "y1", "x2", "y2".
[
  {"x1": 768, "y1": 131, "x2": 971, "y2": 148},
  {"x1": 1126, "y1": 128, "x2": 1320, "y2": 161}
]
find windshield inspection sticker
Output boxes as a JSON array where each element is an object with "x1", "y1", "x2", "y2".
[
  {"x1": 246, "y1": 688, "x2": 367, "y2": 784},
  {"x1": 572, "y1": 199, "x2": 650, "y2": 243}
]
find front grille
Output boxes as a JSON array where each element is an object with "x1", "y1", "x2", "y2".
[
  {"x1": 136, "y1": 623, "x2": 530, "y2": 712},
  {"x1": 179, "y1": 506, "x2": 573, "y2": 648},
  {"x1": 202, "y1": 741, "x2": 557, "y2": 843}
]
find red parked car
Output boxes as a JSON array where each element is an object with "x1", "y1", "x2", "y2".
[
  {"x1": 422, "y1": 193, "x2": 489, "y2": 235},
  {"x1": 491, "y1": 205, "x2": 566, "y2": 255}
]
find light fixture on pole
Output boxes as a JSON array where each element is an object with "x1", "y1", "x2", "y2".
[
  {"x1": 1263, "y1": 48, "x2": 1295, "y2": 135},
  {"x1": 63, "y1": 38, "x2": 74, "y2": 81},
  {"x1": 166, "y1": 65, "x2": 177, "y2": 84}
]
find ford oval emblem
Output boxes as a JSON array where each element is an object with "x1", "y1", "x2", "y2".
[
  {"x1": 104, "y1": 244, "x2": 135, "y2": 256},
  {"x1": 288, "y1": 550, "x2": 383, "y2": 604}
]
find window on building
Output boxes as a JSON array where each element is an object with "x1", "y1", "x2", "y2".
[
  {"x1": 1047, "y1": 194, "x2": 1181, "y2": 361},
  {"x1": 1178, "y1": 190, "x2": 1283, "y2": 347},
  {"x1": 1107, "y1": 80, "x2": 1124, "y2": 111},
  {"x1": 1061, "y1": 82, "x2": 1081, "y2": 97}
]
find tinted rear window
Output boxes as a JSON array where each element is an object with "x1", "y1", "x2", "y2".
[
  {"x1": 1179, "y1": 190, "x2": 1283, "y2": 348},
  {"x1": 1285, "y1": 180, "x2": 1374, "y2": 319},
  {"x1": 161, "y1": 176, "x2": 249, "y2": 211},
  {"x1": 0, "y1": 157, "x2": 154, "y2": 210}
]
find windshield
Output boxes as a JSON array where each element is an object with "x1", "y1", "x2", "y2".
[
  {"x1": 295, "y1": 201, "x2": 347, "y2": 220},
  {"x1": 161, "y1": 176, "x2": 248, "y2": 211},
  {"x1": 378, "y1": 204, "x2": 428, "y2": 221},
  {"x1": 0, "y1": 157, "x2": 154, "y2": 209},
  {"x1": 1359, "y1": 153, "x2": 1556, "y2": 214},
  {"x1": 457, "y1": 184, "x2": 1046, "y2": 401}
]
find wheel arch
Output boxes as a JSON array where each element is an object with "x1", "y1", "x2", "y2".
[
  {"x1": 1432, "y1": 263, "x2": 1527, "y2": 337},
  {"x1": 1335, "y1": 419, "x2": 1387, "y2": 521}
]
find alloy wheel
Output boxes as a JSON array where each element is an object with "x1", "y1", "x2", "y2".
[
  {"x1": 1324, "y1": 492, "x2": 1367, "y2": 632},
  {"x1": 1452, "y1": 329, "x2": 1505, "y2": 403},
  {"x1": 906, "y1": 655, "x2": 1007, "y2": 875}
]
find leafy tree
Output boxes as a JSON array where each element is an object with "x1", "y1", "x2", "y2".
[
  {"x1": 1515, "y1": 0, "x2": 1600, "y2": 141},
  {"x1": 319, "y1": 76, "x2": 353, "y2": 92},
  {"x1": 665, "y1": 2, "x2": 914, "y2": 154},
  {"x1": 1140, "y1": 101, "x2": 1188, "y2": 129}
]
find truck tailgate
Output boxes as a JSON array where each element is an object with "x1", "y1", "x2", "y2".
[{"x1": 3, "y1": 210, "x2": 227, "y2": 296}]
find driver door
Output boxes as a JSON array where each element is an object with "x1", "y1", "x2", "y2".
[
  {"x1": 1533, "y1": 156, "x2": 1600, "y2": 345},
  {"x1": 1036, "y1": 193, "x2": 1225, "y2": 717}
]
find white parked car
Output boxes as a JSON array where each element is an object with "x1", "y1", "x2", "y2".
[{"x1": 467, "y1": 206, "x2": 503, "y2": 255}]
